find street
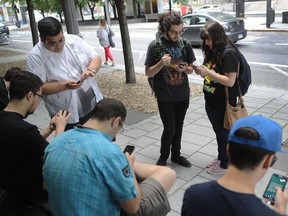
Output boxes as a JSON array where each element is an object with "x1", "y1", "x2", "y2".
[{"x1": 7, "y1": 27, "x2": 288, "y2": 90}]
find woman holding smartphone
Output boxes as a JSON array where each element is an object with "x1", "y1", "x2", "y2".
[{"x1": 195, "y1": 21, "x2": 238, "y2": 175}]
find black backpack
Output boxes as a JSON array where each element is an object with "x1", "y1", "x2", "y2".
[{"x1": 223, "y1": 46, "x2": 251, "y2": 96}]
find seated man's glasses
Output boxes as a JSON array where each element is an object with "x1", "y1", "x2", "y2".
[
  {"x1": 45, "y1": 37, "x2": 66, "y2": 47},
  {"x1": 270, "y1": 155, "x2": 278, "y2": 167},
  {"x1": 33, "y1": 92, "x2": 44, "y2": 100}
]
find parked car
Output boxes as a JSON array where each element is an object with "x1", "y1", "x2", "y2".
[
  {"x1": 193, "y1": 5, "x2": 223, "y2": 13},
  {"x1": 0, "y1": 23, "x2": 9, "y2": 35},
  {"x1": 181, "y1": 12, "x2": 247, "y2": 46}
]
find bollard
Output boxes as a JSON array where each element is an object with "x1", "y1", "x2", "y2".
[{"x1": 283, "y1": 11, "x2": 288, "y2": 23}]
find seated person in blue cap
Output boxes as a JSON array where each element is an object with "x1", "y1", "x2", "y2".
[{"x1": 182, "y1": 115, "x2": 288, "y2": 216}]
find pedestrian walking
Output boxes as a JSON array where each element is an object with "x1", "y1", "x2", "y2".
[{"x1": 97, "y1": 18, "x2": 115, "y2": 66}]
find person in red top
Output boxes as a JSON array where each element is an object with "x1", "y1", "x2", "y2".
[{"x1": 180, "y1": 5, "x2": 188, "y2": 15}]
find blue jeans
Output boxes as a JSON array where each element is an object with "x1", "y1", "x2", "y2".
[
  {"x1": 157, "y1": 99, "x2": 189, "y2": 160},
  {"x1": 205, "y1": 102, "x2": 229, "y2": 169}
]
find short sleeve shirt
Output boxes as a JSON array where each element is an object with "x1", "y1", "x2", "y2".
[
  {"x1": 182, "y1": 181, "x2": 282, "y2": 216},
  {"x1": 203, "y1": 47, "x2": 238, "y2": 108},
  {"x1": 26, "y1": 34, "x2": 103, "y2": 124},
  {"x1": 145, "y1": 36, "x2": 196, "y2": 102},
  {"x1": 0, "y1": 111, "x2": 48, "y2": 200},
  {"x1": 43, "y1": 127, "x2": 137, "y2": 216}
]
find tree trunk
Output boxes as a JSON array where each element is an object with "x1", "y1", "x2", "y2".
[
  {"x1": 133, "y1": 0, "x2": 137, "y2": 18},
  {"x1": 115, "y1": 0, "x2": 136, "y2": 84},
  {"x1": 26, "y1": 0, "x2": 38, "y2": 46},
  {"x1": 79, "y1": 4, "x2": 84, "y2": 21}
]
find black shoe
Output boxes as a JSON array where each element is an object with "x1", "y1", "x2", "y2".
[
  {"x1": 156, "y1": 158, "x2": 167, "y2": 166},
  {"x1": 171, "y1": 156, "x2": 191, "y2": 167}
]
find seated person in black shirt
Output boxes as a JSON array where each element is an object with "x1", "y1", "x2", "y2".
[{"x1": 0, "y1": 70, "x2": 71, "y2": 215}]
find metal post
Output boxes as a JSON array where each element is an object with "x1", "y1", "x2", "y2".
[
  {"x1": 103, "y1": 0, "x2": 111, "y2": 25},
  {"x1": 61, "y1": 0, "x2": 80, "y2": 36},
  {"x1": 266, "y1": 0, "x2": 272, "y2": 28}
]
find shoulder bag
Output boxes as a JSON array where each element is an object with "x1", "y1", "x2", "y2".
[
  {"x1": 223, "y1": 62, "x2": 248, "y2": 130},
  {"x1": 106, "y1": 26, "x2": 115, "y2": 48}
]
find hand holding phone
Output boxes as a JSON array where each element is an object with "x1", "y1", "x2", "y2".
[
  {"x1": 123, "y1": 145, "x2": 135, "y2": 155},
  {"x1": 76, "y1": 77, "x2": 87, "y2": 84},
  {"x1": 263, "y1": 173, "x2": 288, "y2": 205}
]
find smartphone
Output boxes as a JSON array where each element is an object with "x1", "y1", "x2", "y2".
[
  {"x1": 263, "y1": 173, "x2": 288, "y2": 204},
  {"x1": 123, "y1": 145, "x2": 135, "y2": 155},
  {"x1": 192, "y1": 65, "x2": 198, "y2": 70},
  {"x1": 76, "y1": 77, "x2": 87, "y2": 84},
  {"x1": 179, "y1": 62, "x2": 188, "y2": 66}
]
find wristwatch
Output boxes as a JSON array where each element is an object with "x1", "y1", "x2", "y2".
[{"x1": 87, "y1": 68, "x2": 96, "y2": 74}]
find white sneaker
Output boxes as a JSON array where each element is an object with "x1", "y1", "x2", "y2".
[
  {"x1": 206, "y1": 159, "x2": 220, "y2": 168},
  {"x1": 206, "y1": 165, "x2": 227, "y2": 175}
]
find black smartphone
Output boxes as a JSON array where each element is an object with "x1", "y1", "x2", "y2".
[
  {"x1": 76, "y1": 77, "x2": 87, "y2": 84},
  {"x1": 263, "y1": 173, "x2": 288, "y2": 204},
  {"x1": 123, "y1": 145, "x2": 135, "y2": 155}
]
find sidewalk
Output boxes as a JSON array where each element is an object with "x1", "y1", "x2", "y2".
[
  {"x1": 4, "y1": 12, "x2": 288, "y2": 215},
  {"x1": 26, "y1": 81, "x2": 288, "y2": 216}
]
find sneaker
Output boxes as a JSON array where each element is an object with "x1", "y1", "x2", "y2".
[
  {"x1": 206, "y1": 165, "x2": 227, "y2": 175},
  {"x1": 206, "y1": 159, "x2": 220, "y2": 168},
  {"x1": 156, "y1": 158, "x2": 167, "y2": 166},
  {"x1": 112, "y1": 62, "x2": 115, "y2": 66},
  {"x1": 171, "y1": 156, "x2": 191, "y2": 168},
  {"x1": 104, "y1": 62, "x2": 108, "y2": 65}
]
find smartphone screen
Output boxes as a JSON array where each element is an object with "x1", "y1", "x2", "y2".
[
  {"x1": 263, "y1": 173, "x2": 288, "y2": 204},
  {"x1": 123, "y1": 145, "x2": 135, "y2": 155},
  {"x1": 180, "y1": 62, "x2": 188, "y2": 66}
]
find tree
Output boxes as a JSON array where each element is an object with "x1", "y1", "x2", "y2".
[
  {"x1": 26, "y1": 0, "x2": 38, "y2": 46},
  {"x1": 87, "y1": 0, "x2": 97, "y2": 20},
  {"x1": 115, "y1": 0, "x2": 136, "y2": 84}
]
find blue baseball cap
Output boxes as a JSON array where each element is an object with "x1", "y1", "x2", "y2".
[{"x1": 228, "y1": 115, "x2": 285, "y2": 153}]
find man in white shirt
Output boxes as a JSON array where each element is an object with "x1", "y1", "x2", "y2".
[{"x1": 27, "y1": 17, "x2": 103, "y2": 130}]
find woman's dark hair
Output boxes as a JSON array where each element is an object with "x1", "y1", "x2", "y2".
[
  {"x1": 38, "y1": 17, "x2": 63, "y2": 39},
  {"x1": 91, "y1": 98, "x2": 127, "y2": 123},
  {"x1": 9, "y1": 70, "x2": 43, "y2": 100},
  {"x1": 158, "y1": 12, "x2": 183, "y2": 33},
  {"x1": 200, "y1": 21, "x2": 232, "y2": 66},
  {"x1": 229, "y1": 127, "x2": 274, "y2": 171}
]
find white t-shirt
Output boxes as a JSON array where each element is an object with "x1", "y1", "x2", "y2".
[{"x1": 27, "y1": 34, "x2": 103, "y2": 124}]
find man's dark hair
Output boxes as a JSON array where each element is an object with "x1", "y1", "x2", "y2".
[
  {"x1": 229, "y1": 127, "x2": 274, "y2": 171},
  {"x1": 38, "y1": 17, "x2": 63, "y2": 39},
  {"x1": 158, "y1": 12, "x2": 183, "y2": 33},
  {"x1": 9, "y1": 70, "x2": 43, "y2": 100},
  {"x1": 3, "y1": 67, "x2": 22, "y2": 81},
  {"x1": 91, "y1": 98, "x2": 127, "y2": 122}
]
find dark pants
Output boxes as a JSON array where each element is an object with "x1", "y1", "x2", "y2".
[
  {"x1": 157, "y1": 99, "x2": 189, "y2": 160},
  {"x1": 205, "y1": 102, "x2": 229, "y2": 169}
]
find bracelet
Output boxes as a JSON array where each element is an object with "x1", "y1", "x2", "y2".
[{"x1": 87, "y1": 68, "x2": 96, "y2": 73}]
